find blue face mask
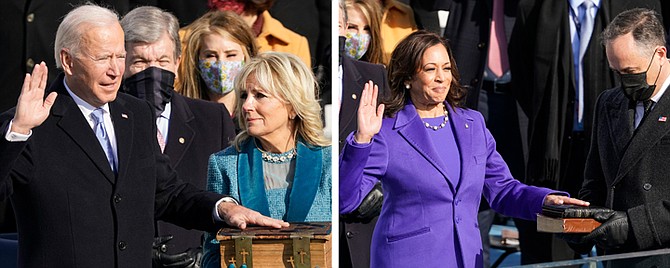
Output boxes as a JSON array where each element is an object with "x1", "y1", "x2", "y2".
[
  {"x1": 197, "y1": 60, "x2": 244, "y2": 95},
  {"x1": 344, "y1": 32, "x2": 371, "y2": 60}
]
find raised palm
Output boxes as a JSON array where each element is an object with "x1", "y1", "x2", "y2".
[
  {"x1": 12, "y1": 62, "x2": 57, "y2": 134},
  {"x1": 354, "y1": 81, "x2": 384, "y2": 144}
]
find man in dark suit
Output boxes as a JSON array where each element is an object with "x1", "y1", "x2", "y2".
[
  {"x1": 509, "y1": 0, "x2": 664, "y2": 263},
  {"x1": 571, "y1": 8, "x2": 670, "y2": 266},
  {"x1": 337, "y1": 2, "x2": 389, "y2": 268},
  {"x1": 0, "y1": 4, "x2": 286, "y2": 268},
  {"x1": 0, "y1": 0, "x2": 155, "y2": 233},
  {"x1": 120, "y1": 6, "x2": 237, "y2": 268}
]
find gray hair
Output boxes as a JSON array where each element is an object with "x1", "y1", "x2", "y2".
[
  {"x1": 601, "y1": 8, "x2": 666, "y2": 56},
  {"x1": 120, "y1": 6, "x2": 181, "y2": 59},
  {"x1": 54, "y1": 4, "x2": 120, "y2": 69}
]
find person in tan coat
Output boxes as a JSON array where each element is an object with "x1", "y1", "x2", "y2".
[
  {"x1": 208, "y1": 0, "x2": 312, "y2": 68},
  {"x1": 380, "y1": 0, "x2": 417, "y2": 63}
]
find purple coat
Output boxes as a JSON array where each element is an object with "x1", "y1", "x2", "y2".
[{"x1": 340, "y1": 103, "x2": 555, "y2": 267}]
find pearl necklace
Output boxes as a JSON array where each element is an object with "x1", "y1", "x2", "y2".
[
  {"x1": 255, "y1": 140, "x2": 296, "y2": 163},
  {"x1": 423, "y1": 106, "x2": 449, "y2": 131}
]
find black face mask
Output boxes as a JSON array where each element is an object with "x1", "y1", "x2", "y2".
[
  {"x1": 338, "y1": 35, "x2": 347, "y2": 66},
  {"x1": 620, "y1": 52, "x2": 661, "y2": 102},
  {"x1": 123, "y1": 67, "x2": 175, "y2": 117}
]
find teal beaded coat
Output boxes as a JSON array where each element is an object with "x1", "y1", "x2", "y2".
[{"x1": 201, "y1": 138, "x2": 332, "y2": 268}]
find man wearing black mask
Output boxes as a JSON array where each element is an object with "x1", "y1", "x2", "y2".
[
  {"x1": 564, "y1": 8, "x2": 670, "y2": 266},
  {"x1": 121, "y1": 6, "x2": 236, "y2": 268}
]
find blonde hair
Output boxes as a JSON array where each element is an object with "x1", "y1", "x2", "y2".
[
  {"x1": 176, "y1": 11, "x2": 258, "y2": 100},
  {"x1": 233, "y1": 52, "x2": 330, "y2": 150}
]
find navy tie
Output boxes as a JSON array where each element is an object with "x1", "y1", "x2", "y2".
[{"x1": 91, "y1": 108, "x2": 116, "y2": 173}]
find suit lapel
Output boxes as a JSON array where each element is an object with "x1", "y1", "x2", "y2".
[
  {"x1": 447, "y1": 106, "x2": 474, "y2": 192},
  {"x1": 164, "y1": 95, "x2": 195, "y2": 168},
  {"x1": 340, "y1": 57, "x2": 366, "y2": 138},
  {"x1": 237, "y1": 140, "x2": 272, "y2": 217},
  {"x1": 614, "y1": 87, "x2": 670, "y2": 185},
  {"x1": 285, "y1": 142, "x2": 322, "y2": 222},
  {"x1": 109, "y1": 99, "x2": 133, "y2": 185},
  {"x1": 605, "y1": 90, "x2": 632, "y2": 160},
  {"x1": 52, "y1": 82, "x2": 115, "y2": 184},
  {"x1": 395, "y1": 103, "x2": 456, "y2": 191}
]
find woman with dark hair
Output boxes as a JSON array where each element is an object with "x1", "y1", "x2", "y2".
[{"x1": 339, "y1": 30, "x2": 589, "y2": 267}]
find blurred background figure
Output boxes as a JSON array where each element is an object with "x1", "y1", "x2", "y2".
[
  {"x1": 344, "y1": 0, "x2": 385, "y2": 65},
  {"x1": 201, "y1": 52, "x2": 331, "y2": 268},
  {"x1": 120, "y1": 6, "x2": 237, "y2": 268},
  {"x1": 176, "y1": 10, "x2": 258, "y2": 117},
  {"x1": 207, "y1": 0, "x2": 312, "y2": 68},
  {"x1": 379, "y1": 0, "x2": 417, "y2": 63}
]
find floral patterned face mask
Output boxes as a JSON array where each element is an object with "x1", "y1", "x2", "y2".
[
  {"x1": 197, "y1": 59, "x2": 244, "y2": 95},
  {"x1": 344, "y1": 32, "x2": 371, "y2": 60}
]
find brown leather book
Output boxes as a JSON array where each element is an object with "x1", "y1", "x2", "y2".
[{"x1": 536, "y1": 214, "x2": 601, "y2": 233}]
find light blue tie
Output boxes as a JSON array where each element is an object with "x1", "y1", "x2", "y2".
[
  {"x1": 91, "y1": 108, "x2": 116, "y2": 173},
  {"x1": 577, "y1": 0, "x2": 595, "y2": 127}
]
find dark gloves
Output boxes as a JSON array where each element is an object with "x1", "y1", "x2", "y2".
[
  {"x1": 584, "y1": 211, "x2": 630, "y2": 250},
  {"x1": 559, "y1": 211, "x2": 631, "y2": 254},
  {"x1": 152, "y1": 236, "x2": 203, "y2": 268},
  {"x1": 558, "y1": 233, "x2": 595, "y2": 255},
  {"x1": 558, "y1": 211, "x2": 630, "y2": 253},
  {"x1": 341, "y1": 182, "x2": 383, "y2": 223}
]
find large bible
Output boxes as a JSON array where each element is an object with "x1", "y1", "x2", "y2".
[
  {"x1": 537, "y1": 205, "x2": 612, "y2": 233},
  {"x1": 216, "y1": 222, "x2": 331, "y2": 268}
]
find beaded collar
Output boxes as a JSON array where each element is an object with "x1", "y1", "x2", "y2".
[
  {"x1": 255, "y1": 140, "x2": 296, "y2": 163},
  {"x1": 422, "y1": 105, "x2": 449, "y2": 131}
]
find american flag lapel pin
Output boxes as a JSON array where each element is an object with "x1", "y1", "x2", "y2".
[
  {"x1": 121, "y1": 113, "x2": 128, "y2": 119},
  {"x1": 659, "y1": 116, "x2": 667, "y2": 122}
]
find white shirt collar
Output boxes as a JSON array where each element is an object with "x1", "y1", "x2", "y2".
[
  {"x1": 160, "y1": 102, "x2": 171, "y2": 120},
  {"x1": 569, "y1": 0, "x2": 601, "y2": 15},
  {"x1": 650, "y1": 66, "x2": 670, "y2": 103},
  {"x1": 62, "y1": 78, "x2": 110, "y2": 127}
]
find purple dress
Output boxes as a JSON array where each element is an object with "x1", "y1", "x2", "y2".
[{"x1": 339, "y1": 102, "x2": 558, "y2": 267}]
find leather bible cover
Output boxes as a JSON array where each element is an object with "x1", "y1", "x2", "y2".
[
  {"x1": 541, "y1": 204, "x2": 612, "y2": 218},
  {"x1": 536, "y1": 214, "x2": 601, "y2": 233}
]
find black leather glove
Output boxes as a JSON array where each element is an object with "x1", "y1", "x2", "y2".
[
  {"x1": 583, "y1": 211, "x2": 630, "y2": 250},
  {"x1": 557, "y1": 233, "x2": 595, "y2": 255},
  {"x1": 341, "y1": 182, "x2": 383, "y2": 223},
  {"x1": 152, "y1": 235, "x2": 202, "y2": 268}
]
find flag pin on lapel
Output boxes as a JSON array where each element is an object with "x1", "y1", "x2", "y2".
[
  {"x1": 659, "y1": 116, "x2": 667, "y2": 122},
  {"x1": 121, "y1": 113, "x2": 128, "y2": 119}
]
